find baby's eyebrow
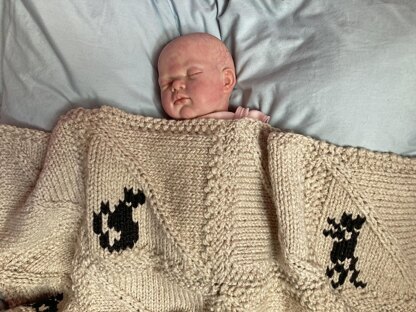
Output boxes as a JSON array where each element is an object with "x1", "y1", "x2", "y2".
[{"x1": 187, "y1": 65, "x2": 202, "y2": 71}]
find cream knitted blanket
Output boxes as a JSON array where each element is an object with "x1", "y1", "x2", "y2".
[{"x1": 0, "y1": 106, "x2": 415, "y2": 311}]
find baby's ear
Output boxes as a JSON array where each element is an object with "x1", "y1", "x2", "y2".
[{"x1": 222, "y1": 68, "x2": 236, "y2": 92}]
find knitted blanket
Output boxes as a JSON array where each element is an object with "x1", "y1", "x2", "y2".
[{"x1": 0, "y1": 106, "x2": 415, "y2": 311}]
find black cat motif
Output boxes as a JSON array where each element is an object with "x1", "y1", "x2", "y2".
[
  {"x1": 93, "y1": 187, "x2": 146, "y2": 253},
  {"x1": 323, "y1": 212, "x2": 367, "y2": 289},
  {"x1": 30, "y1": 293, "x2": 63, "y2": 312}
]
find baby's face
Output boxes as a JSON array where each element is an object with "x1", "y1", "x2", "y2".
[{"x1": 158, "y1": 37, "x2": 230, "y2": 119}]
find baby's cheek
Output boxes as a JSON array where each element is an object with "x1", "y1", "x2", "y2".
[
  {"x1": 161, "y1": 94, "x2": 173, "y2": 115},
  {"x1": 161, "y1": 91, "x2": 172, "y2": 104},
  {"x1": 197, "y1": 80, "x2": 222, "y2": 102}
]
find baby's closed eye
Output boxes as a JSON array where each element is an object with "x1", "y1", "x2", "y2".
[
  {"x1": 159, "y1": 80, "x2": 171, "y2": 89},
  {"x1": 188, "y1": 71, "x2": 202, "y2": 78}
]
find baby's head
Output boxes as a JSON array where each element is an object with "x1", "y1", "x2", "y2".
[{"x1": 157, "y1": 33, "x2": 236, "y2": 119}]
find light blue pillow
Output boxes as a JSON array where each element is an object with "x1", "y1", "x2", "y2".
[
  {"x1": 218, "y1": 0, "x2": 416, "y2": 155},
  {"x1": 0, "y1": 0, "x2": 220, "y2": 130}
]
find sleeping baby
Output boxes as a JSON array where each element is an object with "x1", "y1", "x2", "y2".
[{"x1": 157, "y1": 32, "x2": 270, "y2": 123}]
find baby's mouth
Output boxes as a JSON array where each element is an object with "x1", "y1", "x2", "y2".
[{"x1": 174, "y1": 97, "x2": 190, "y2": 105}]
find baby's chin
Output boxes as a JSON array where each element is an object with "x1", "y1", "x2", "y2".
[{"x1": 176, "y1": 106, "x2": 201, "y2": 120}]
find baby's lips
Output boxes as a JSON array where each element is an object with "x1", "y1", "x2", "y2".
[{"x1": 174, "y1": 97, "x2": 190, "y2": 105}]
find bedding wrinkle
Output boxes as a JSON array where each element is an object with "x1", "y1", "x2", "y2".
[
  {"x1": 18, "y1": 1, "x2": 82, "y2": 96},
  {"x1": 167, "y1": 0, "x2": 182, "y2": 33},
  {"x1": 215, "y1": 0, "x2": 229, "y2": 18},
  {"x1": 167, "y1": 0, "x2": 220, "y2": 35},
  {"x1": 0, "y1": 0, "x2": 10, "y2": 103}
]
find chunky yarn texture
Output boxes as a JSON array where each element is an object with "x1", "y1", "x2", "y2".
[{"x1": 0, "y1": 106, "x2": 415, "y2": 311}]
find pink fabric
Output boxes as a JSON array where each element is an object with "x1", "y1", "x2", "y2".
[{"x1": 198, "y1": 106, "x2": 270, "y2": 123}]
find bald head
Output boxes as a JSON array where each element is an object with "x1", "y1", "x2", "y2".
[{"x1": 158, "y1": 33, "x2": 235, "y2": 73}]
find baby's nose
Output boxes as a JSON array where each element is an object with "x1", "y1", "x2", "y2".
[{"x1": 171, "y1": 79, "x2": 185, "y2": 91}]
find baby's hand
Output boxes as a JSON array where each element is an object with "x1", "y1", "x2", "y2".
[
  {"x1": 234, "y1": 106, "x2": 270, "y2": 123},
  {"x1": 247, "y1": 110, "x2": 270, "y2": 123},
  {"x1": 234, "y1": 106, "x2": 250, "y2": 119}
]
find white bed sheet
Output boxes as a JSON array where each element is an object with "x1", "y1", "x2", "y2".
[{"x1": 1, "y1": 0, "x2": 416, "y2": 155}]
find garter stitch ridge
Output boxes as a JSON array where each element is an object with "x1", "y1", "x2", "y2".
[{"x1": 0, "y1": 106, "x2": 415, "y2": 311}]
